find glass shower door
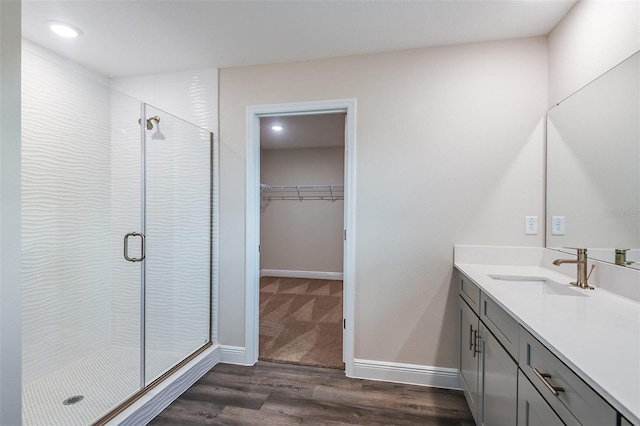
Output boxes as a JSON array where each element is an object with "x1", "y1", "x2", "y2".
[{"x1": 143, "y1": 105, "x2": 212, "y2": 384}]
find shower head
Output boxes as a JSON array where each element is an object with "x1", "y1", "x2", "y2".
[
  {"x1": 147, "y1": 116, "x2": 160, "y2": 130},
  {"x1": 138, "y1": 115, "x2": 165, "y2": 140},
  {"x1": 138, "y1": 116, "x2": 161, "y2": 130},
  {"x1": 152, "y1": 126, "x2": 166, "y2": 141}
]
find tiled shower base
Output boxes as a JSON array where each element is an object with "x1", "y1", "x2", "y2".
[{"x1": 23, "y1": 345, "x2": 184, "y2": 426}]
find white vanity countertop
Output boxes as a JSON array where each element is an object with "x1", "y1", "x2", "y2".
[{"x1": 455, "y1": 262, "x2": 640, "y2": 424}]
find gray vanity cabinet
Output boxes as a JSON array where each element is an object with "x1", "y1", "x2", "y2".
[
  {"x1": 457, "y1": 268, "x2": 627, "y2": 425},
  {"x1": 458, "y1": 273, "x2": 518, "y2": 425}
]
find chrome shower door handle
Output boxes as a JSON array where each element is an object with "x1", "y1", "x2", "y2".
[{"x1": 124, "y1": 232, "x2": 145, "y2": 262}]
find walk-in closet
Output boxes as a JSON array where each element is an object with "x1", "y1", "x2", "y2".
[{"x1": 258, "y1": 113, "x2": 346, "y2": 369}]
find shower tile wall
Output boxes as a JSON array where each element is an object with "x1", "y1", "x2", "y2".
[
  {"x1": 22, "y1": 49, "x2": 113, "y2": 384},
  {"x1": 109, "y1": 91, "x2": 143, "y2": 349},
  {"x1": 111, "y1": 68, "x2": 218, "y2": 135}
]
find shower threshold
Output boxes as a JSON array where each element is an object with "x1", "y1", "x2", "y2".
[{"x1": 22, "y1": 345, "x2": 185, "y2": 426}]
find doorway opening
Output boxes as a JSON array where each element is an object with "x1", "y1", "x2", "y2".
[
  {"x1": 259, "y1": 113, "x2": 345, "y2": 369},
  {"x1": 245, "y1": 99, "x2": 356, "y2": 376}
]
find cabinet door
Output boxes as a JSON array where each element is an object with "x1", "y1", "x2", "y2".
[
  {"x1": 620, "y1": 416, "x2": 633, "y2": 426},
  {"x1": 480, "y1": 325, "x2": 517, "y2": 426},
  {"x1": 459, "y1": 298, "x2": 480, "y2": 423},
  {"x1": 518, "y1": 370, "x2": 564, "y2": 426}
]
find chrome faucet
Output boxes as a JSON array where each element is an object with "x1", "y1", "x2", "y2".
[{"x1": 552, "y1": 248, "x2": 595, "y2": 290}]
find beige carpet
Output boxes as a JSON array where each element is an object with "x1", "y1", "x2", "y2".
[{"x1": 259, "y1": 277, "x2": 344, "y2": 369}]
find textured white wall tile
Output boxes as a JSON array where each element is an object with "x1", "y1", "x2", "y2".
[
  {"x1": 109, "y1": 92, "x2": 143, "y2": 349},
  {"x1": 112, "y1": 68, "x2": 218, "y2": 135},
  {"x1": 22, "y1": 50, "x2": 113, "y2": 384}
]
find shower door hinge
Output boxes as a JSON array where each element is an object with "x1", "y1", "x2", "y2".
[
  {"x1": 344, "y1": 229, "x2": 347, "y2": 241},
  {"x1": 258, "y1": 245, "x2": 261, "y2": 253},
  {"x1": 343, "y1": 319, "x2": 346, "y2": 329}
]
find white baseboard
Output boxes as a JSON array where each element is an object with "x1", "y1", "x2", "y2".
[
  {"x1": 110, "y1": 345, "x2": 220, "y2": 426},
  {"x1": 220, "y1": 345, "x2": 253, "y2": 365},
  {"x1": 352, "y1": 358, "x2": 461, "y2": 390},
  {"x1": 260, "y1": 269, "x2": 343, "y2": 280}
]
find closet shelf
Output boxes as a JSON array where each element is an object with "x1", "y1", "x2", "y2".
[{"x1": 260, "y1": 184, "x2": 344, "y2": 202}]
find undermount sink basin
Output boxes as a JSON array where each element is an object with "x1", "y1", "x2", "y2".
[{"x1": 488, "y1": 274, "x2": 588, "y2": 297}]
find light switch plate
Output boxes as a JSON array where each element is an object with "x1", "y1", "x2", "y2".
[
  {"x1": 552, "y1": 216, "x2": 565, "y2": 235},
  {"x1": 525, "y1": 216, "x2": 538, "y2": 235}
]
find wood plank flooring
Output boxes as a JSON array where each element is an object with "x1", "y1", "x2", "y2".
[{"x1": 149, "y1": 361, "x2": 474, "y2": 425}]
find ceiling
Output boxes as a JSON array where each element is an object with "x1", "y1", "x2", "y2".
[
  {"x1": 260, "y1": 114, "x2": 346, "y2": 150},
  {"x1": 22, "y1": 0, "x2": 577, "y2": 79}
]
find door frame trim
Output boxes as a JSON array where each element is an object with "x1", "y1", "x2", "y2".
[{"x1": 245, "y1": 98, "x2": 356, "y2": 375}]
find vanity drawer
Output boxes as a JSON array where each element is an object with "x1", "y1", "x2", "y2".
[
  {"x1": 458, "y1": 271, "x2": 480, "y2": 315},
  {"x1": 479, "y1": 292, "x2": 519, "y2": 359},
  {"x1": 519, "y1": 327, "x2": 617, "y2": 425}
]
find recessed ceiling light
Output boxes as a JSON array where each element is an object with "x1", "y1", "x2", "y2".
[
  {"x1": 48, "y1": 21, "x2": 81, "y2": 38},
  {"x1": 271, "y1": 125, "x2": 283, "y2": 131}
]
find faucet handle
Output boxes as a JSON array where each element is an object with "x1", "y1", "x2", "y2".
[{"x1": 587, "y1": 264, "x2": 595, "y2": 281}]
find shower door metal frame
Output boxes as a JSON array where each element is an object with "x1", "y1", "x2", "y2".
[{"x1": 139, "y1": 102, "x2": 148, "y2": 390}]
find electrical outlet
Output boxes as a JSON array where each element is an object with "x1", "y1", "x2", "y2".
[
  {"x1": 552, "y1": 216, "x2": 565, "y2": 235},
  {"x1": 525, "y1": 216, "x2": 538, "y2": 235}
]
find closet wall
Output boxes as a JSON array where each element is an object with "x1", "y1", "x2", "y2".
[{"x1": 260, "y1": 146, "x2": 344, "y2": 275}]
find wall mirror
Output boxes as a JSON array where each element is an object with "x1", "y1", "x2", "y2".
[{"x1": 546, "y1": 50, "x2": 640, "y2": 269}]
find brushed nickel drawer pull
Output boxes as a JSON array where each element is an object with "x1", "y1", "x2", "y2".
[
  {"x1": 533, "y1": 367, "x2": 565, "y2": 396},
  {"x1": 469, "y1": 325, "x2": 474, "y2": 351}
]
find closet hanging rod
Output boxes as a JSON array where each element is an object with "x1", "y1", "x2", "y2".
[
  {"x1": 260, "y1": 184, "x2": 344, "y2": 191},
  {"x1": 263, "y1": 195, "x2": 344, "y2": 202}
]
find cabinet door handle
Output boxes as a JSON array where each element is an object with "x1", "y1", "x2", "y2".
[
  {"x1": 473, "y1": 330, "x2": 481, "y2": 356},
  {"x1": 532, "y1": 367, "x2": 565, "y2": 397},
  {"x1": 469, "y1": 325, "x2": 474, "y2": 351}
]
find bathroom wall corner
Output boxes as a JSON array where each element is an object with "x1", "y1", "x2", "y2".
[{"x1": 0, "y1": 1, "x2": 23, "y2": 424}]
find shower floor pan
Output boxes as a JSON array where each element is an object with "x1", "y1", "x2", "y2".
[{"x1": 22, "y1": 345, "x2": 184, "y2": 426}]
